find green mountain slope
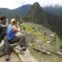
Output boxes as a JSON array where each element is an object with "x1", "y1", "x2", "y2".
[
  {"x1": 0, "y1": 5, "x2": 31, "y2": 19},
  {"x1": 23, "y1": 2, "x2": 62, "y2": 39},
  {"x1": 21, "y1": 22, "x2": 62, "y2": 62}
]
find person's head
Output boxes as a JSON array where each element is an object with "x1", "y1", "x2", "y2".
[
  {"x1": 10, "y1": 18, "x2": 16, "y2": 25},
  {"x1": 0, "y1": 16, "x2": 7, "y2": 24},
  {"x1": 0, "y1": 16, "x2": 6, "y2": 20}
]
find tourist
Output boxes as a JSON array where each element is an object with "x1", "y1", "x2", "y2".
[
  {"x1": 4, "y1": 18, "x2": 26, "y2": 61},
  {"x1": 0, "y1": 16, "x2": 8, "y2": 42}
]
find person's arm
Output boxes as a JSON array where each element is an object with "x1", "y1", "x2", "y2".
[
  {"x1": 0, "y1": 24, "x2": 7, "y2": 28},
  {"x1": 12, "y1": 25, "x2": 20, "y2": 32}
]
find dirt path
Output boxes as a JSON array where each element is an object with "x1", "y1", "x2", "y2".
[
  {"x1": 0, "y1": 52, "x2": 20, "y2": 62},
  {"x1": 14, "y1": 49, "x2": 37, "y2": 62},
  {"x1": 0, "y1": 40, "x2": 37, "y2": 62}
]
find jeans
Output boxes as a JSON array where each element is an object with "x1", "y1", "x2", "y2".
[{"x1": 0, "y1": 33, "x2": 6, "y2": 43}]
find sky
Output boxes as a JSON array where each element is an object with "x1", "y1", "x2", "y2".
[{"x1": 0, "y1": 0, "x2": 62, "y2": 9}]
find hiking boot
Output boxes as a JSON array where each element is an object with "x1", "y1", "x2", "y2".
[
  {"x1": 5, "y1": 54, "x2": 10, "y2": 61},
  {"x1": 22, "y1": 47, "x2": 27, "y2": 51},
  {"x1": 15, "y1": 45, "x2": 22, "y2": 51},
  {"x1": 15, "y1": 45, "x2": 27, "y2": 51}
]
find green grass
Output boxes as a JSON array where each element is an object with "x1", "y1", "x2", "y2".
[
  {"x1": 21, "y1": 22, "x2": 61, "y2": 51},
  {"x1": 21, "y1": 22, "x2": 47, "y2": 41},
  {"x1": 29, "y1": 47, "x2": 62, "y2": 62},
  {"x1": 20, "y1": 22, "x2": 62, "y2": 62}
]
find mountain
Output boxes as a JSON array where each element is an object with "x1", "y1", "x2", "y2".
[
  {"x1": 43, "y1": 6, "x2": 62, "y2": 18},
  {"x1": 0, "y1": 4, "x2": 62, "y2": 19},
  {"x1": 0, "y1": 8, "x2": 12, "y2": 19},
  {"x1": 0, "y1": 4, "x2": 31, "y2": 19},
  {"x1": 23, "y1": 2, "x2": 62, "y2": 38},
  {"x1": 12, "y1": 4, "x2": 31, "y2": 17},
  {"x1": 27, "y1": 2, "x2": 44, "y2": 24},
  {"x1": 0, "y1": 2, "x2": 62, "y2": 38}
]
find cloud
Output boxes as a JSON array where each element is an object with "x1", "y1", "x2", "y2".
[
  {"x1": 22, "y1": 0, "x2": 62, "y2": 7},
  {"x1": 0, "y1": 0, "x2": 62, "y2": 9},
  {"x1": 0, "y1": 0, "x2": 21, "y2": 9}
]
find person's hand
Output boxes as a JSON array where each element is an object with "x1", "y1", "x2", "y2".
[{"x1": 17, "y1": 22, "x2": 19, "y2": 26}]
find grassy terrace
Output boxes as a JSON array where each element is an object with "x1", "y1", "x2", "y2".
[
  {"x1": 21, "y1": 22, "x2": 47, "y2": 41},
  {"x1": 20, "y1": 22, "x2": 62, "y2": 62}
]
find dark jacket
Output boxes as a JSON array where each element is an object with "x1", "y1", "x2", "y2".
[{"x1": 0, "y1": 24, "x2": 7, "y2": 42}]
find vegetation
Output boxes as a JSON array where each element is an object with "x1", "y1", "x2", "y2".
[
  {"x1": 29, "y1": 47, "x2": 62, "y2": 62},
  {"x1": 21, "y1": 22, "x2": 47, "y2": 41},
  {"x1": 20, "y1": 22, "x2": 62, "y2": 62},
  {"x1": 23, "y1": 2, "x2": 62, "y2": 40},
  {"x1": 0, "y1": 2, "x2": 62, "y2": 62}
]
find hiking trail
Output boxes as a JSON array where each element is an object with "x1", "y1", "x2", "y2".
[{"x1": 14, "y1": 48, "x2": 37, "y2": 62}]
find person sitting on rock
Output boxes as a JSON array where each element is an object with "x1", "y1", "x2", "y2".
[{"x1": 4, "y1": 18, "x2": 26, "y2": 61}]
